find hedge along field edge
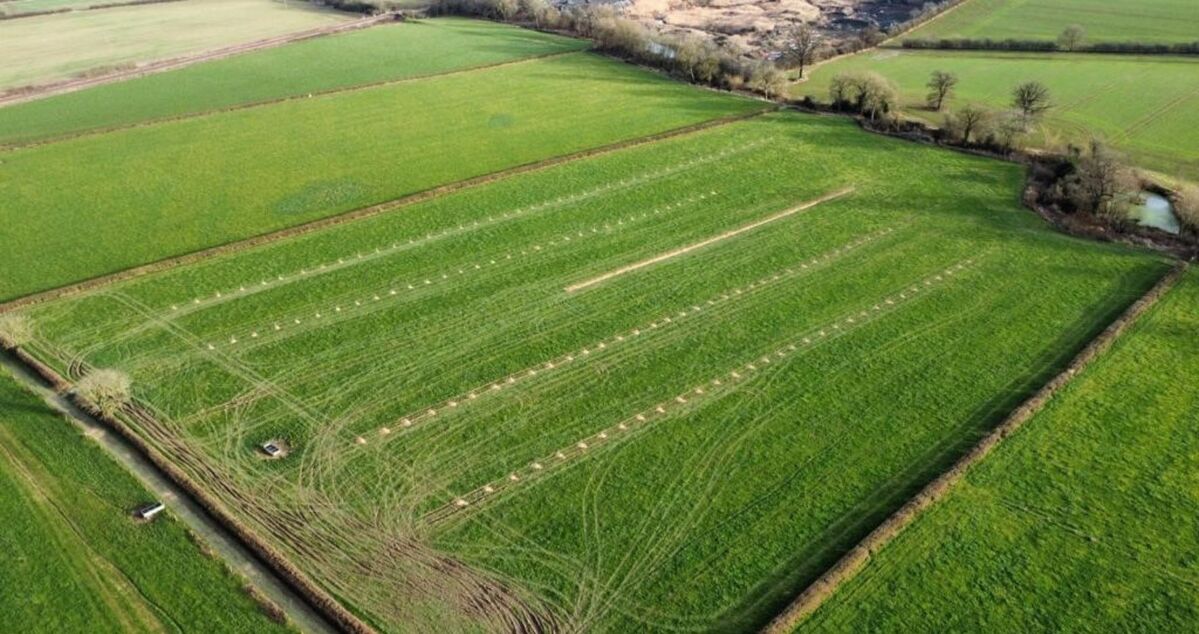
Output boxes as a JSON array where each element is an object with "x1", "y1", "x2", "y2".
[
  {"x1": 0, "y1": 48, "x2": 587, "y2": 152},
  {"x1": 0, "y1": 342, "x2": 381, "y2": 634},
  {"x1": 0, "y1": 12, "x2": 387, "y2": 107},
  {"x1": 0, "y1": 109, "x2": 773, "y2": 313},
  {"x1": 760, "y1": 261, "x2": 1188, "y2": 634}
]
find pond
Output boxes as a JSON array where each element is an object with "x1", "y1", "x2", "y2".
[{"x1": 1130, "y1": 191, "x2": 1180, "y2": 235}]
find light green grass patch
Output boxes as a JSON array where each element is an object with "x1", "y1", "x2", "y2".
[
  {"x1": 901, "y1": 0, "x2": 1199, "y2": 44},
  {"x1": 0, "y1": 0, "x2": 105, "y2": 17},
  {"x1": 794, "y1": 49, "x2": 1199, "y2": 179},
  {"x1": 0, "y1": 0, "x2": 349, "y2": 91},
  {"x1": 0, "y1": 51, "x2": 764, "y2": 302},
  {"x1": 800, "y1": 268, "x2": 1199, "y2": 632},
  {"x1": 0, "y1": 370, "x2": 293, "y2": 632},
  {"x1": 16, "y1": 112, "x2": 1170, "y2": 631},
  {"x1": 0, "y1": 18, "x2": 590, "y2": 145}
]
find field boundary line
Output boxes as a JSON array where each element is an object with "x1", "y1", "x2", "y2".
[
  {"x1": 0, "y1": 49, "x2": 587, "y2": 152},
  {"x1": 0, "y1": 13, "x2": 390, "y2": 108},
  {"x1": 0, "y1": 0, "x2": 185, "y2": 22},
  {"x1": 0, "y1": 108, "x2": 773, "y2": 314},
  {"x1": 564, "y1": 187, "x2": 854, "y2": 293},
  {"x1": 760, "y1": 261, "x2": 1188, "y2": 634}
]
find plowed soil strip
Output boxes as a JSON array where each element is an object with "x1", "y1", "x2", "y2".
[
  {"x1": 0, "y1": 109, "x2": 772, "y2": 314},
  {"x1": 760, "y1": 261, "x2": 1188, "y2": 634},
  {"x1": 0, "y1": 13, "x2": 387, "y2": 107},
  {"x1": 564, "y1": 187, "x2": 854, "y2": 293}
]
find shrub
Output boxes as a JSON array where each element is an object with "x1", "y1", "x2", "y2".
[
  {"x1": 0, "y1": 313, "x2": 33, "y2": 348},
  {"x1": 1174, "y1": 184, "x2": 1199, "y2": 237},
  {"x1": 75, "y1": 369, "x2": 132, "y2": 416}
]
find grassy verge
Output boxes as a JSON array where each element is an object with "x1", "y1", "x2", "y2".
[
  {"x1": 799, "y1": 267, "x2": 1199, "y2": 632},
  {"x1": 0, "y1": 367, "x2": 294, "y2": 632}
]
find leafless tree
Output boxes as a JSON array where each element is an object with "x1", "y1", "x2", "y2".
[
  {"x1": 749, "y1": 62, "x2": 788, "y2": 100},
  {"x1": 1057, "y1": 24, "x2": 1086, "y2": 52},
  {"x1": 785, "y1": 24, "x2": 822, "y2": 79},
  {"x1": 948, "y1": 104, "x2": 990, "y2": 144},
  {"x1": 925, "y1": 70, "x2": 958, "y2": 110},
  {"x1": 1175, "y1": 184, "x2": 1199, "y2": 236},
  {"x1": 1012, "y1": 81, "x2": 1052, "y2": 121},
  {"x1": 1064, "y1": 140, "x2": 1139, "y2": 220}
]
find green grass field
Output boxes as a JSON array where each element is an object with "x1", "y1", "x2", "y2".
[
  {"x1": 14, "y1": 111, "x2": 1172, "y2": 631},
  {"x1": 0, "y1": 18, "x2": 589, "y2": 146},
  {"x1": 799, "y1": 267, "x2": 1199, "y2": 632},
  {"x1": 0, "y1": 369, "x2": 292, "y2": 632},
  {"x1": 0, "y1": 51, "x2": 764, "y2": 302},
  {"x1": 794, "y1": 50, "x2": 1199, "y2": 178},
  {"x1": 0, "y1": 0, "x2": 349, "y2": 91},
  {"x1": 901, "y1": 0, "x2": 1199, "y2": 44},
  {"x1": 0, "y1": 0, "x2": 104, "y2": 17}
]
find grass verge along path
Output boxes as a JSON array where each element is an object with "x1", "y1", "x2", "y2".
[{"x1": 796, "y1": 265, "x2": 1198, "y2": 632}]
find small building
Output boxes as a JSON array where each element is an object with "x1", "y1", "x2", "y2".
[
  {"x1": 135, "y1": 502, "x2": 165, "y2": 521},
  {"x1": 261, "y1": 441, "x2": 283, "y2": 458}
]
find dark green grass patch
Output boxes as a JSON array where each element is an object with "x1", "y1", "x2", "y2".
[
  {"x1": 0, "y1": 369, "x2": 292, "y2": 633},
  {"x1": 800, "y1": 269, "x2": 1199, "y2": 632}
]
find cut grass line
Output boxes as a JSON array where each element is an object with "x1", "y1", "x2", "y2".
[
  {"x1": 0, "y1": 109, "x2": 773, "y2": 315},
  {"x1": 564, "y1": 187, "x2": 855, "y2": 293},
  {"x1": 0, "y1": 13, "x2": 386, "y2": 107},
  {"x1": 760, "y1": 261, "x2": 1189, "y2": 634},
  {"x1": 430, "y1": 256, "x2": 979, "y2": 524},
  {"x1": 0, "y1": 49, "x2": 585, "y2": 152}
]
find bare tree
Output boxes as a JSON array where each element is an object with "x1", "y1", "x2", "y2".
[
  {"x1": 1064, "y1": 140, "x2": 1139, "y2": 220},
  {"x1": 494, "y1": 0, "x2": 519, "y2": 20},
  {"x1": 674, "y1": 36, "x2": 704, "y2": 82},
  {"x1": 785, "y1": 24, "x2": 822, "y2": 79},
  {"x1": 1012, "y1": 81, "x2": 1052, "y2": 121},
  {"x1": 1175, "y1": 184, "x2": 1199, "y2": 236},
  {"x1": 749, "y1": 62, "x2": 788, "y2": 100},
  {"x1": 925, "y1": 70, "x2": 958, "y2": 111},
  {"x1": 948, "y1": 104, "x2": 990, "y2": 144},
  {"x1": 828, "y1": 71, "x2": 897, "y2": 121},
  {"x1": 1057, "y1": 24, "x2": 1086, "y2": 52}
]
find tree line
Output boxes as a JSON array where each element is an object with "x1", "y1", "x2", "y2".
[{"x1": 902, "y1": 24, "x2": 1199, "y2": 56}]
